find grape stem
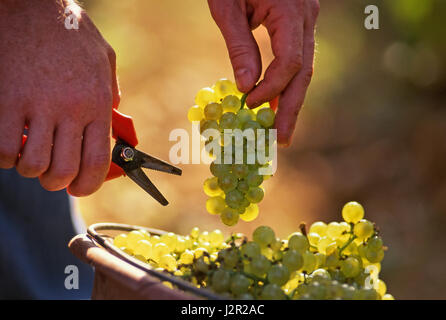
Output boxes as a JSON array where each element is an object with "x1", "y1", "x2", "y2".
[
  {"x1": 239, "y1": 93, "x2": 248, "y2": 110},
  {"x1": 338, "y1": 234, "x2": 357, "y2": 257}
]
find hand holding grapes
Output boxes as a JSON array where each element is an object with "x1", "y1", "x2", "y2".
[{"x1": 208, "y1": 0, "x2": 320, "y2": 146}]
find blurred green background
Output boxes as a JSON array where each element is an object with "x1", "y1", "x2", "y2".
[{"x1": 78, "y1": 0, "x2": 446, "y2": 299}]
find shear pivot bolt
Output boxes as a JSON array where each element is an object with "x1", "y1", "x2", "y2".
[{"x1": 121, "y1": 147, "x2": 134, "y2": 161}]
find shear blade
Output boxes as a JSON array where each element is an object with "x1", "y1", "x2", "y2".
[
  {"x1": 126, "y1": 168, "x2": 169, "y2": 206},
  {"x1": 139, "y1": 152, "x2": 182, "y2": 176}
]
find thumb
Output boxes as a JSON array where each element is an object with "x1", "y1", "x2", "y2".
[{"x1": 208, "y1": 0, "x2": 261, "y2": 93}]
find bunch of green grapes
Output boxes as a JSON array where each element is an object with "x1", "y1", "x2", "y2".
[
  {"x1": 113, "y1": 201, "x2": 394, "y2": 300},
  {"x1": 187, "y1": 79, "x2": 277, "y2": 226}
]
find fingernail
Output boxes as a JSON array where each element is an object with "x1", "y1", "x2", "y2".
[{"x1": 235, "y1": 68, "x2": 251, "y2": 92}]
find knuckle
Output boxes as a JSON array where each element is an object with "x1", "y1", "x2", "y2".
[
  {"x1": 302, "y1": 66, "x2": 314, "y2": 87},
  {"x1": 288, "y1": 54, "x2": 303, "y2": 73},
  {"x1": 228, "y1": 43, "x2": 253, "y2": 62},
  {"x1": 95, "y1": 87, "x2": 114, "y2": 110},
  {"x1": 17, "y1": 159, "x2": 48, "y2": 177}
]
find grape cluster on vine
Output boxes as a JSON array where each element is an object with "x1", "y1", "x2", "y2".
[
  {"x1": 187, "y1": 79, "x2": 276, "y2": 226},
  {"x1": 113, "y1": 201, "x2": 394, "y2": 300}
]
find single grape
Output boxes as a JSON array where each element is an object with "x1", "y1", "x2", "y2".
[
  {"x1": 204, "y1": 102, "x2": 223, "y2": 120},
  {"x1": 250, "y1": 255, "x2": 271, "y2": 277},
  {"x1": 237, "y1": 179, "x2": 250, "y2": 193},
  {"x1": 256, "y1": 107, "x2": 275, "y2": 128},
  {"x1": 260, "y1": 284, "x2": 286, "y2": 300},
  {"x1": 200, "y1": 119, "x2": 220, "y2": 134},
  {"x1": 221, "y1": 95, "x2": 241, "y2": 113},
  {"x1": 376, "y1": 279, "x2": 387, "y2": 296},
  {"x1": 113, "y1": 234, "x2": 127, "y2": 247},
  {"x1": 325, "y1": 252, "x2": 340, "y2": 271},
  {"x1": 213, "y1": 79, "x2": 237, "y2": 98},
  {"x1": 342, "y1": 201, "x2": 365, "y2": 223},
  {"x1": 340, "y1": 257, "x2": 361, "y2": 278},
  {"x1": 187, "y1": 105, "x2": 204, "y2": 122},
  {"x1": 133, "y1": 240, "x2": 153, "y2": 259},
  {"x1": 367, "y1": 236, "x2": 383, "y2": 251},
  {"x1": 206, "y1": 196, "x2": 226, "y2": 215},
  {"x1": 241, "y1": 242, "x2": 261, "y2": 259},
  {"x1": 195, "y1": 87, "x2": 215, "y2": 108},
  {"x1": 237, "y1": 108, "x2": 255, "y2": 124},
  {"x1": 232, "y1": 164, "x2": 249, "y2": 179},
  {"x1": 240, "y1": 203, "x2": 259, "y2": 222},
  {"x1": 211, "y1": 269, "x2": 231, "y2": 293},
  {"x1": 282, "y1": 250, "x2": 304, "y2": 272},
  {"x1": 246, "y1": 187, "x2": 264, "y2": 203},
  {"x1": 225, "y1": 189, "x2": 245, "y2": 209},
  {"x1": 219, "y1": 112, "x2": 238, "y2": 130},
  {"x1": 203, "y1": 176, "x2": 223, "y2": 197},
  {"x1": 253, "y1": 226, "x2": 275, "y2": 247},
  {"x1": 267, "y1": 264, "x2": 290, "y2": 286},
  {"x1": 159, "y1": 254, "x2": 177, "y2": 272},
  {"x1": 220, "y1": 248, "x2": 239, "y2": 269},
  {"x1": 246, "y1": 170, "x2": 263, "y2": 187},
  {"x1": 230, "y1": 274, "x2": 250, "y2": 295},
  {"x1": 365, "y1": 247, "x2": 384, "y2": 263},
  {"x1": 353, "y1": 219, "x2": 374, "y2": 240},
  {"x1": 302, "y1": 251, "x2": 317, "y2": 274},
  {"x1": 309, "y1": 221, "x2": 328, "y2": 237},
  {"x1": 218, "y1": 173, "x2": 238, "y2": 192},
  {"x1": 288, "y1": 232, "x2": 309, "y2": 253},
  {"x1": 210, "y1": 161, "x2": 231, "y2": 177},
  {"x1": 220, "y1": 207, "x2": 240, "y2": 226}
]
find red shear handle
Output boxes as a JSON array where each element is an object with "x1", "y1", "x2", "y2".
[
  {"x1": 112, "y1": 108, "x2": 138, "y2": 147},
  {"x1": 269, "y1": 96, "x2": 279, "y2": 112},
  {"x1": 21, "y1": 109, "x2": 139, "y2": 182},
  {"x1": 106, "y1": 109, "x2": 139, "y2": 181}
]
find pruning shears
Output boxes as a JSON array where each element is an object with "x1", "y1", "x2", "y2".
[
  {"x1": 107, "y1": 109, "x2": 182, "y2": 205},
  {"x1": 21, "y1": 109, "x2": 182, "y2": 206}
]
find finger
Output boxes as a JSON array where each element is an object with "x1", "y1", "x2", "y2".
[
  {"x1": 16, "y1": 117, "x2": 53, "y2": 177},
  {"x1": 0, "y1": 108, "x2": 24, "y2": 169},
  {"x1": 274, "y1": 0, "x2": 319, "y2": 147},
  {"x1": 246, "y1": 0, "x2": 305, "y2": 108},
  {"x1": 208, "y1": 0, "x2": 261, "y2": 93},
  {"x1": 107, "y1": 45, "x2": 121, "y2": 109},
  {"x1": 39, "y1": 121, "x2": 83, "y2": 191},
  {"x1": 68, "y1": 119, "x2": 111, "y2": 197}
]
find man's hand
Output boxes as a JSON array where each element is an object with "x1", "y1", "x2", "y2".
[
  {"x1": 208, "y1": 0, "x2": 319, "y2": 146},
  {"x1": 0, "y1": 1, "x2": 119, "y2": 196}
]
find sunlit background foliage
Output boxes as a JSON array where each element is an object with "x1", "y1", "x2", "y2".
[{"x1": 78, "y1": 0, "x2": 446, "y2": 299}]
